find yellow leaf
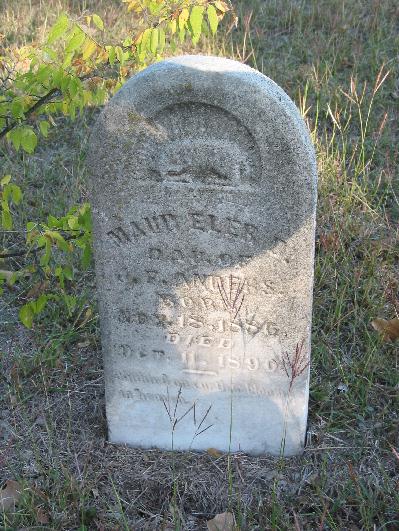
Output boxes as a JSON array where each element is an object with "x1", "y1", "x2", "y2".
[
  {"x1": 1, "y1": 174, "x2": 11, "y2": 186},
  {"x1": 134, "y1": 31, "x2": 144, "y2": 45},
  {"x1": 92, "y1": 14, "x2": 104, "y2": 31},
  {"x1": 207, "y1": 512, "x2": 236, "y2": 531},
  {"x1": 207, "y1": 4, "x2": 219, "y2": 35},
  {"x1": 170, "y1": 19, "x2": 177, "y2": 34},
  {"x1": 371, "y1": 318, "x2": 399, "y2": 341},
  {"x1": 150, "y1": 28, "x2": 159, "y2": 54},
  {"x1": 214, "y1": 1, "x2": 230, "y2": 13},
  {"x1": 82, "y1": 38, "x2": 97, "y2": 60},
  {"x1": 78, "y1": 307, "x2": 93, "y2": 328},
  {"x1": 0, "y1": 480, "x2": 22, "y2": 511},
  {"x1": 190, "y1": 5, "x2": 204, "y2": 38},
  {"x1": 178, "y1": 7, "x2": 189, "y2": 30},
  {"x1": 125, "y1": 0, "x2": 142, "y2": 13},
  {"x1": 207, "y1": 447, "x2": 223, "y2": 458}
]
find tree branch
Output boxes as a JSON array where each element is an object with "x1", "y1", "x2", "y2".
[
  {"x1": 0, "y1": 87, "x2": 59, "y2": 140},
  {"x1": 0, "y1": 230, "x2": 85, "y2": 259}
]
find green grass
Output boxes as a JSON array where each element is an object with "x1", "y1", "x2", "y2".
[{"x1": 1, "y1": 0, "x2": 398, "y2": 529}]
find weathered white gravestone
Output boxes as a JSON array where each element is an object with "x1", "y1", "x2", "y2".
[{"x1": 87, "y1": 55, "x2": 317, "y2": 456}]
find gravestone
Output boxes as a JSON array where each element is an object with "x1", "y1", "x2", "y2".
[{"x1": 87, "y1": 55, "x2": 317, "y2": 456}]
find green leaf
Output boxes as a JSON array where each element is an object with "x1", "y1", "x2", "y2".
[
  {"x1": 63, "y1": 293, "x2": 77, "y2": 315},
  {"x1": 78, "y1": 204, "x2": 92, "y2": 231},
  {"x1": 179, "y1": 27, "x2": 186, "y2": 43},
  {"x1": 63, "y1": 265, "x2": 74, "y2": 280},
  {"x1": 20, "y1": 128, "x2": 38, "y2": 154},
  {"x1": 19, "y1": 303, "x2": 34, "y2": 328},
  {"x1": 39, "y1": 120, "x2": 49, "y2": 138},
  {"x1": 65, "y1": 27, "x2": 86, "y2": 54},
  {"x1": 115, "y1": 46, "x2": 124, "y2": 65},
  {"x1": 51, "y1": 231, "x2": 71, "y2": 252},
  {"x1": 140, "y1": 28, "x2": 152, "y2": 52},
  {"x1": 37, "y1": 235, "x2": 47, "y2": 248},
  {"x1": 36, "y1": 64, "x2": 52, "y2": 83},
  {"x1": 11, "y1": 184, "x2": 22, "y2": 205},
  {"x1": 1, "y1": 208, "x2": 12, "y2": 230},
  {"x1": 8, "y1": 128, "x2": 22, "y2": 151},
  {"x1": 62, "y1": 52, "x2": 73, "y2": 68},
  {"x1": 67, "y1": 216, "x2": 79, "y2": 230},
  {"x1": 106, "y1": 46, "x2": 116, "y2": 65},
  {"x1": 26, "y1": 221, "x2": 36, "y2": 232},
  {"x1": 82, "y1": 244, "x2": 92, "y2": 268},
  {"x1": 149, "y1": 1, "x2": 163, "y2": 15},
  {"x1": 159, "y1": 28, "x2": 166, "y2": 53},
  {"x1": 1, "y1": 175, "x2": 11, "y2": 186},
  {"x1": 68, "y1": 77, "x2": 81, "y2": 98},
  {"x1": 40, "y1": 239, "x2": 52, "y2": 266},
  {"x1": 9, "y1": 271, "x2": 19, "y2": 287},
  {"x1": 47, "y1": 214, "x2": 60, "y2": 227},
  {"x1": 207, "y1": 4, "x2": 219, "y2": 35},
  {"x1": 11, "y1": 99, "x2": 24, "y2": 119},
  {"x1": 33, "y1": 294, "x2": 48, "y2": 314},
  {"x1": 190, "y1": 5, "x2": 205, "y2": 43},
  {"x1": 47, "y1": 13, "x2": 69, "y2": 45},
  {"x1": 123, "y1": 37, "x2": 132, "y2": 47},
  {"x1": 92, "y1": 14, "x2": 104, "y2": 31},
  {"x1": 61, "y1": 75, "x2": 72, "y2": 94},
  {"x1": 150, "y1": 28, "x2": 159, "y2": 54}
]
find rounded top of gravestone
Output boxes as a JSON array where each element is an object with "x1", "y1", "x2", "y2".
[
  {"x1": 88, "y1": 55, "x2": 316, "y2": 197},
  {"x1": 130, "y1": 54, "x2": 307, "y2": 130},
  {"x1": 88, "y1": 55, "x2": 317, "y2": 248},
  {"x1": 99, "y1": 55, "x2": 313, "y2": 151}
]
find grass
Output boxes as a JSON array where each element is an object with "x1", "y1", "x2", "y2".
[{"x1": 1, "y1": 0, "x2": 399, "y2": 529}]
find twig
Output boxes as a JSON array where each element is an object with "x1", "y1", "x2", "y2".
[
  {"x1": 0, "y1": 88, "x2": 58, "y2": 139},
  {"x1": 0, "y1": 66, "x2": 114, "y2": 141},
  {"x1": 0, "y1": 231, "x2": 85, "y2": 258}
]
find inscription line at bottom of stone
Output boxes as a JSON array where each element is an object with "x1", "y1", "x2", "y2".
[{"x1": 182, "y1": 369, "x2": 218, "y2": 376}]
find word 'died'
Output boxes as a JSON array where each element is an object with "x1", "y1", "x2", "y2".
[{"x1": 151, "y1": 138, "x2": 252, "y2": 186}]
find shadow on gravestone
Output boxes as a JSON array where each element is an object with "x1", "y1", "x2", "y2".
[{"x1": 87, "y1": 55, "x2": 317, "y2": 456}]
